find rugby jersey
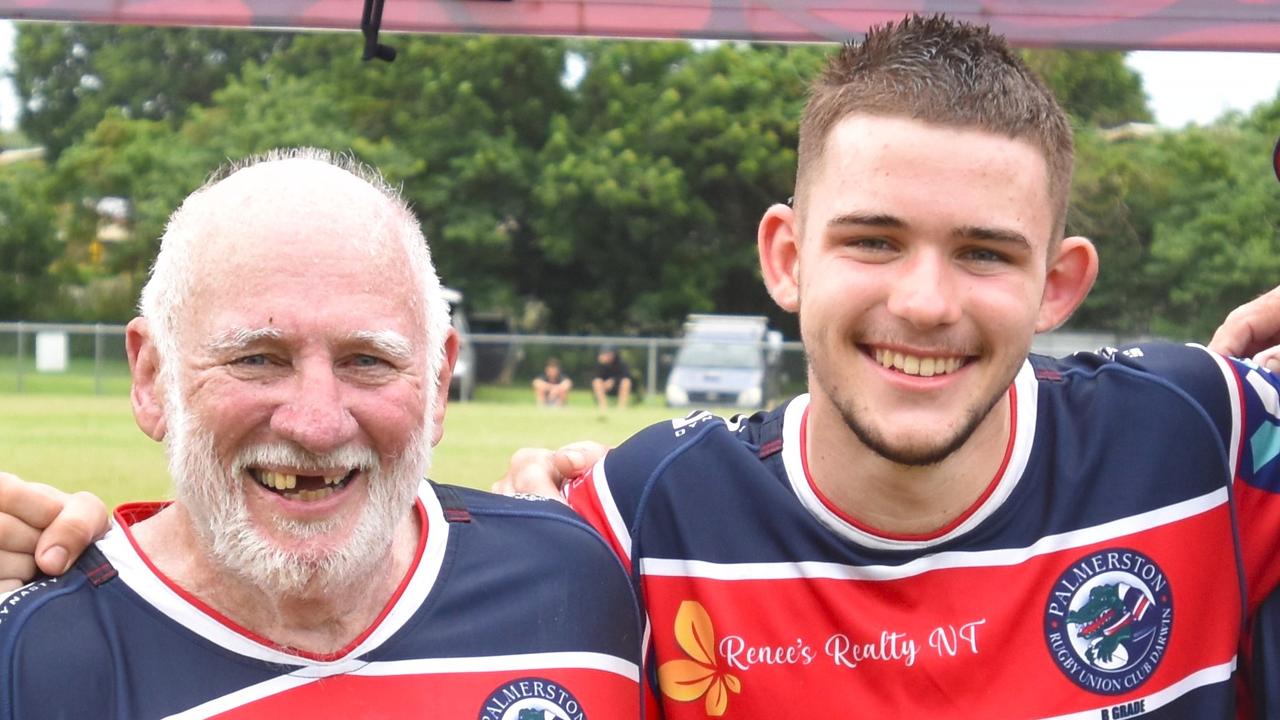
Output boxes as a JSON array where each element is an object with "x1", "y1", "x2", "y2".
[
  {"x1": 0, "y1": 481, "x2": 644, "y2": 719},
  {"x1": 566, "y1": 342, "x2": 1280, "y2": 718}
]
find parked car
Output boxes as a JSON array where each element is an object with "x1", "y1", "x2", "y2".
[
  {"x1": 665, "y1": 314, "x2": 782, "y2": 409},
  {"x1": 443, "y1": 287, "x2": 476, "y2": 401}
]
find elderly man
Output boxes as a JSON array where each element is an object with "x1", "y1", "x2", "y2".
[{"x1": 0, "y1": 150, "x2": 641, "y2": 719}]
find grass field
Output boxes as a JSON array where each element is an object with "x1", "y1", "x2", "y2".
[{"x1": 0, "y1": 385, "x2": 724, "y2": 509}]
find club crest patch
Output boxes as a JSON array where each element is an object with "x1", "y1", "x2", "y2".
[
  {"x1": 1044, "y1": 548, "x2": 1173, "y2": 695},
  {"x1": 478, "y1": 677, "x2": 585, "y2": 720}
]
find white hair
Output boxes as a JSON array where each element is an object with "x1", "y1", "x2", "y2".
[{"x1": 139, "y1": 147, "x2": 452, "y2": 413}]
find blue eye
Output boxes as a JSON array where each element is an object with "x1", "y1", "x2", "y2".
[
  {"x1": 852, "y1": 237, "x2": 894, "y2": 251},
  {"x1": 352, "y1": 355, "x2": 384, "y2": 368},
  {"x1": 235, "y1": 354, "x2": 269, "y2": 366},
  {"x1": 962, "y1": 248, "x2": 1008, "y2": 263}
]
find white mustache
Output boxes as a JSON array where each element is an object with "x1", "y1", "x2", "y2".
[{"x1": 230, "y1": 442, "x2": 380, "y2": 476}]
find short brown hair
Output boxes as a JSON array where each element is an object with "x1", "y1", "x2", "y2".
[{"x1": 795, "y1": 15, "x2": 1074, "y2": 238}]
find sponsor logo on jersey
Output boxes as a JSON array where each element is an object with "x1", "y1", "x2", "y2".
[
  {"x1": 478, "y1": 677, "x2": 585, "y2": 720},
  {"x1": 658, "y1": 600, "x2": 742, "y2": 717},
  {"x1": 1043, "y1": 548, "x2": 1173, "y2": 695}
]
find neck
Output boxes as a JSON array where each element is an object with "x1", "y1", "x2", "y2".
[
  {"x1": 804, "y1": 391, "x2": 1013, "y2": 537},
  {"x1": 130, "y1": 503, "x2": 420, "y2": 655}
]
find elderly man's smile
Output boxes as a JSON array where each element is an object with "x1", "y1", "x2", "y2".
[{"x1": 246, "y1": 468, "x2": 359, "y2": 502}]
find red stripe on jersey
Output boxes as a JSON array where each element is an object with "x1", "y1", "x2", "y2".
[
  {"x1": 566, "y1": 467, "x2": 633, "y2": 575},
  {"x1": 1233, "y1": 481, "x2": 1280, "y2": 612},
  {"x1": 205, "y1": 666, "x2": 639, "y2": 718},
  {"x1": 114, "y1": 499, "x2": 430, "y2": 663},
  {"x1": 797, "y1": 384, "x2": 1018, "y2": 542},
  {"x1": 642, "y1": 506, "x2": 1237, "y2": 718},
  {"x1": 115, "y1": 501, "x2": 168, "y2": 526}
]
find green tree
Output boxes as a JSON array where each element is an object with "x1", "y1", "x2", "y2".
[
  {"x1": 534, "y1": 41, "x2": 823, "y2": 332},
  {"x1": 0, "y1": 163, "x2": 59, "y2": 320},
  {"x1": 13, "y1": 24, "x2": 293, "y2": 159},
  {"x1": 1142, "y1": 96, "x2": 1280, "y2": 339},
  {"x1": 1022, "y1": 50, "x2": 1152, "y2": 127}
]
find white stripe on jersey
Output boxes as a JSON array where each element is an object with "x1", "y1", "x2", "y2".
[
  {"x1": 1036, "y1": 656, "x2": 1236, "y2": 720},
  {"x1": 351, "y1": 651, "x2": 640, "y2": 679},
  {"x1": 639, "y1": 486, "x2": 1228, "y2": 582},
  {"x1": 783, "y1": 361, "x2": 1039, "y2": 551},
  {"x1": 98, "y1": 480, "x2": 447, "y2": 668},
  {"x1": 163, "y1": 675, "x2": 317, "y2": 720},
  {"x1": 590, "y1": 456, "x2": 633, "y2": 560},
  {"x1": 163, "y1": 651, "x2": 640, "y2": 719},
  {"x1": 1192, "y1": 342, "x2": 1245, "y2": 478}
]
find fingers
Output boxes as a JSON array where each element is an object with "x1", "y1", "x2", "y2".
[
  {"x1": 551, "y1": 441, "x2": 610, "y2": 481},
  {"x1": 0, "y1": 549, "x2": 38, "y2": 592},
  {"x1": 493, "y1": 448, "x2": 568, "y2": 504},
  {"x1": 33, "y1": 491, "x2": 110, "y2": 576},
  {"x1": 1255, "y1": 346, "x2": 1280, "y2": 374},
  {"x1": 1209, "y1": 287, "x2": 1280, "y2": 360},
  {"x1": 0, "y1": 472, "x2": 69, "y2": 529}
]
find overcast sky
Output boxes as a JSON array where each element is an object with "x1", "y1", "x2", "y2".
[{"x1": 0, "y1": 22, "x2": 1277, "y2": 132}]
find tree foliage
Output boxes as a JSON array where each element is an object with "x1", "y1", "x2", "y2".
[
  {"x1": 0, "y1": 164, "x2": 58, "y2": 320},
  {"x1": 13, "y1": 24, "x2": 293, "y2": 159},
  {"x1": 5, "y1": 26, "x2": 1274, "y2": 342}
]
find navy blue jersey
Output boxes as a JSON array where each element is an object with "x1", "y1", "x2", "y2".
[
  {"x1": 0, "y1": 482, "x2": 644, "y2": 719},
  {"x1": 565, "y1": 342, "x2": 1280, "y2": 718}
]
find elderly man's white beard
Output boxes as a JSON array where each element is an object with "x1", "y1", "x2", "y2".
[{"x1": 163, "y1": 399, "x2": 431, "y2": 598}]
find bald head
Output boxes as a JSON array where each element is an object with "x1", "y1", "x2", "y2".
[{"x1": 139, "y1": 149, "x2": 450, "y2": 396}]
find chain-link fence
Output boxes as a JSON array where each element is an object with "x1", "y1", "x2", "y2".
[
  {"x1": 2, "y1": 321, "x2": 1137, "y2": 404},
  {"x1": 0, "y1": 322, "x2": 131, "y2": 394},
  {"x1": 0, "y1": 322, "x2": 810, "y2": 407},
  {"x1": 462, "y1": 333, "x2": 809, "y2": 406}
]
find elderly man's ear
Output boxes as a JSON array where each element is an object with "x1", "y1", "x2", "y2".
[
  {"x1": 430, "y1": 328, "x2": 460, "y2": 446},
  {"x1": 125, "y1": 318, "x2": 167, "y2": 442}
]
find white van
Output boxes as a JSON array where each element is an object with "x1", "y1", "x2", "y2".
[{"x1": 664, "y1": 314, "x2": 782, "y2": 409}]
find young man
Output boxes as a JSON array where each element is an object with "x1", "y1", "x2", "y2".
[
  {"x1": 0, "y1": 151, "x2": 642, "y2": 719},
  {"x1": 4, "y1": 16, "x2": 1280, "y2": 719},
  {"x1": 592, "y1": 346, "x2": 634, "y2": 412},
  {"x1": 533, "y1": 357, "x2": 573, "y2": 406},
  {"x1": 512, "y1": 17, "x2": 1280, "y2": 717}
]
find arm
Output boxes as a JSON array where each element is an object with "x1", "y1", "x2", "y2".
[
  {"x1": 0, "y1": 473, "x2": 110, "y2": 590},
  {"x1": 1209, "y1": 286, "x2": 1280, "y2": 371}
]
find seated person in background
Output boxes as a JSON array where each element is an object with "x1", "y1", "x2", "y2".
[
  {"x1": 591, "y1": 346, "x2": 633, "y2": 412},
  {"x1": 532, "y1": 357, "x2": 573, "y2": 406},
  {"x1": 0, "y1": 149, "x2": 641, "y2": 719}
]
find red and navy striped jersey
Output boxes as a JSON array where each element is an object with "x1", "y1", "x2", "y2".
[
  {"x1": 566, "y1": 342, "x2": 1280, "y2": 718},
  {"x1": 0, "y1": 481, "x2": 644, "y2": 719}
]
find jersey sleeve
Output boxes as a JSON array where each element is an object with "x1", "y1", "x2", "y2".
[
  {"x1": 1055, "y1": 343, "x2": 1280, "y2": 608},
  {"x1": 1217, "y1": 355, "x2": 1280, "y2": 610},
  {"x1": 565, "y1": 411, "x2": 727, "y2": 575},
  {"x1": 563, "y1": 412, "x2": 730, "y2": 720},
  {"x1": 0, "y1": 571, "x2": 116, "y2": 719}
]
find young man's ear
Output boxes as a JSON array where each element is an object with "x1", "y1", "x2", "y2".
[
  {"x1": 1036, "y1": 235, "x2": 1099, "y2": 333},
  {"x1": 126, "y1": 318, "x2": 167, "y2": 441},
  {"x1": 759, "y1": 203, "x2": 801, "y2": 312},
  {"x1": 429, "y1": 327, "x2": 459, "y2": 446}
]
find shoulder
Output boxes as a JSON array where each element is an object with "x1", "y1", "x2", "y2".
[
  {"x1": 1037, "y1": 341, "x2": 1268, "y2": 453},
  {"x1": 0, "y1": 553, "x2": 117, "y2": 718},
  {"x1": 596, "y1": 404, "x2": 785, "y2": 513},
  {"x1": 1040, "y1": 342, "x2": 1237, "y2": 411},
  {"x1": 427, "y1": 483, "x2": 641, "y2": 652},
  {"x1": 431, "y1": 483, "x2": 627, "y2": 569}
]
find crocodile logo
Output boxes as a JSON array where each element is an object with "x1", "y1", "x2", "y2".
[
  {"x1": 1044, "y1": 548, "x2": 1173, "y2": 695},
  {"x1": 1069, "y1": 582, "x2": 1157, "y2": 665}
]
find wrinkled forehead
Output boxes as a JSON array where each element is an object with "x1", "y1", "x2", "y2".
[
  {"x1": 173, "y1": 160, "x2": 425, "y2": 337},
  {"x1": 187, "y1": 160, "x2": 412, "y2": 282}
]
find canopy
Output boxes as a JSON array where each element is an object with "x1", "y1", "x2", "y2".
[{"x1": 1, "y1": 0, "x2": 1278, "y2": 51}]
